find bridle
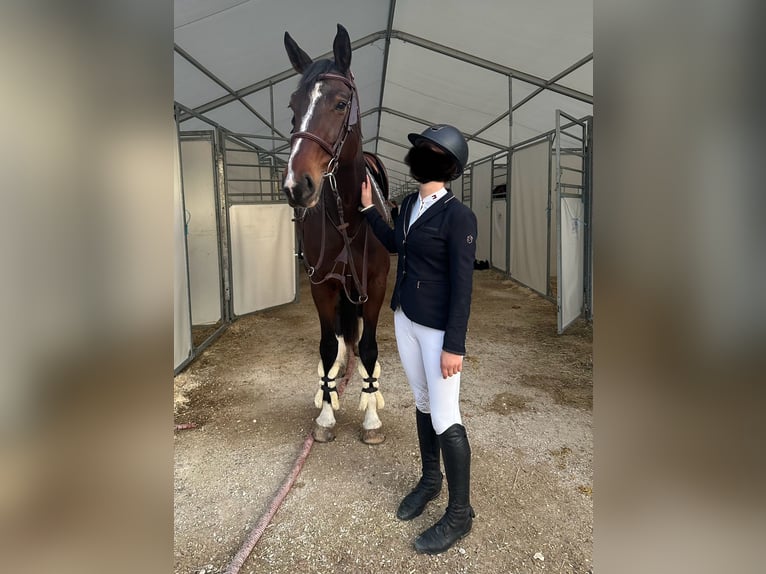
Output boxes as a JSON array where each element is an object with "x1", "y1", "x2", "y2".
[
  {"x1": 290, "y1": 72, "x2": 359, "y2": 193},
  {"x1": 290, "y1": 71, "x2": 369, "y2": 304}
]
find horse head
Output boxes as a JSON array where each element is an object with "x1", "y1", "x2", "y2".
[{"x1": 282, "y1": 24, "x2": 359, "y2": 209}]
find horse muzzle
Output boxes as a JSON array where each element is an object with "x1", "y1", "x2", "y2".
[{"x1": 283, "y1": 175, "x2": 320, "y2": 208}]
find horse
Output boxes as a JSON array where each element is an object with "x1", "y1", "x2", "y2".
[{"x1": 282, "y1": 24, "x2": 392, "y2": 444}]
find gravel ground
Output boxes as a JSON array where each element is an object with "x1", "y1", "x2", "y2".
[{"x1": 174, "y1": 263, "x2": 592, "y2": 574}]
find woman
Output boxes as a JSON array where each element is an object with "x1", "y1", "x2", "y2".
[{"x1": 360, "y1": 124, "x2": 477, "y2": 554}]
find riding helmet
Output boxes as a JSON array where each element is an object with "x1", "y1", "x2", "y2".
[{"x1": 407, "y1": 124, "x2": 469, "y2": 178}]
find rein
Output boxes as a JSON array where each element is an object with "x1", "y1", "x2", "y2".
[
  {"x1": 291, "y1": 71, "x2": 368, "y2": 305},
  {"x1": 295, "y1": 188, "x2": 369, "y2": 305}
]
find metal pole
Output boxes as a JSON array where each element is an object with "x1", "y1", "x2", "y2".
[
  {"x1": 583, "y1": 117, "x2": 593, "y2": 319},
  {"x1": 216, "y1": 129, "x2": 233, "y2": 322},
  {"x1": 546, "y1": 134, "x2": 553, "y2": 298},
  {"x1": 506, "y1": 74, "x2": 513, "y2": 276},
  {"x1": 207, "y1": 131, "x2": 228, "y2": 332},
  {"x1": 489, "y1": 159, "x2": 494, "y2": 268},
  {"x1": 269, "y1": 82, "x2": 277, "y2": 201},
  {"x1": 175, "y1": 111, "x2": 195, "y2": 361},
  {"x1": 555, "y1": 111, "x2": 563, "y2": 333}
]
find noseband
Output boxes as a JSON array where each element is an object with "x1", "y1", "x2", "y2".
[{"x1": 290, "y1": 72, "x2": 359, "y2": 191}]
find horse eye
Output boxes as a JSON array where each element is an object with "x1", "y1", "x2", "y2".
[{"x1": 335, "y1": 101, "x2": 348, "y2": 111}]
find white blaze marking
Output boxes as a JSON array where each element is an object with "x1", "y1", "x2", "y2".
[{"x1": 285, "y1": 82, "x2": 323, "y2": 189}]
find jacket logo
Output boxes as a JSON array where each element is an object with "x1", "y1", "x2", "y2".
[{"x1": 466, "y1": 235, "x2": 474, "y2": 244}]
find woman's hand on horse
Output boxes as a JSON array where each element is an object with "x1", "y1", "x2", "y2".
[
  {"x1": 361, "y1": 175, "x2": 373, "y2": 208},
  {"x1": 440, "y1": 351, "x2": 464, "y2": 379}
]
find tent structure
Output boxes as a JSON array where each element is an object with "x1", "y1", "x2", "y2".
[{"x1": 173, "y1": 0, "x2": 593, "y2": 371}]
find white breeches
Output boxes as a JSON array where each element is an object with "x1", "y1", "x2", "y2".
[{"x1": 394, "y1": 308, "x2": 462, "y2": 434}]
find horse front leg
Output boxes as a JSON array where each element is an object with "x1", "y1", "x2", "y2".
[
  {"x1": 311, "y1": 285, "x2": 346, "y2": 443},
  {"x1": 357, "y1": 301, "x2": 386, "y2": 445}
]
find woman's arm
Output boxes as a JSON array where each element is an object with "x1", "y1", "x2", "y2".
[
  {"x1": 361, "y1": 175, "x2": 397, "y2": 252},
  {"x1": 442, "y1": 207, "x2": 478, "y2": 357}
]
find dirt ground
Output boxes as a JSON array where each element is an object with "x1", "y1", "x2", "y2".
[{"x1": 174, "y1": 261, "x2": 593, "y2": 574}]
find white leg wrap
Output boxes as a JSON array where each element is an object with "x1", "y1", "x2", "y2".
[
  {"x1": 362, "y1": 395, "x2": 382, "y2": 430},
  {"x1": 335, "y1": 336, "x2": 347, "y2": 372},
  {"x1": 315, "y1": 401, "x2": 336, "y2": 428},
  {"x1": 315, "y1": 360, "x2": 341, "y2": 410},
  {"x1": 356, "y1": 318, "x2": 364, "y2": 345},
  {"x1": 357, "y1": 361, "x2": 385, "y2": 413}
]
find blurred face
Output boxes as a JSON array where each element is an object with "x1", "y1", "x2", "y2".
[{"x1": 404, "y1": 143, "x2": 458, "y2": 184}]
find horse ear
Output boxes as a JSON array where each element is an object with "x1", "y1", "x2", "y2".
[
  {"x1": 284, "y1": 31, "x2": 313, "y2": 74},
  {"x1": 333, "y1": 24, "x2": 352, "y2": 74}
]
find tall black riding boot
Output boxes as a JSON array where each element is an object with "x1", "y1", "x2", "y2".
[
  {"x1": 396, "y1": 410, "x2": 443, "y2": 520},
  {"x1": 414, "y1": 423, "x2": 474, "y2": 554}
]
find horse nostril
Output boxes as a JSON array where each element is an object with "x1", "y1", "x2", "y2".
[{"x1": 304, "y1": 175, "x2": 314, "y2": 192}]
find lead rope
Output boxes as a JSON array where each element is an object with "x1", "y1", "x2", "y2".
[{"x1": 223, "y1": 351, "x2": 357, "y2": 574}]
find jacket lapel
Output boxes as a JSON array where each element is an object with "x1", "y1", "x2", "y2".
[
  {"x1": 403, "y1": 193, "x2": 418, "y2": 236},
  {"x1": 408, "y1": 191, "x2": 454, "y2": 232}
]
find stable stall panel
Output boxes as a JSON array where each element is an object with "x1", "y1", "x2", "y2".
[
  {"x1": 549, "y1": 143, "x2": 559, "y2": 283},
  {"x1": 472, "y1": 160, "x2": 492, "y2": 263},
  {"x1": 229, "y1": 204, "x2": 296, "y2": 316},
  {"x1": 174, "y1": 125, "x2": 192, "y2": 370},
  {"x1": 491, "y1": 199, "x2": 507, "y2": 271},
  {"x1": 491, "y1": 156, "x2": 508, "y2": 272},
  {"x1": 225, "y1": 138, "x2": 279, "y2": 203},
  {"x1": 510, "y1": 142, "x2": 549, "y2": 294},
  {"x1": 180, "y1": 138, "x2": 222, "y2": 325},
  {"x1": 557, "y1": 140, "x2": 586, "y2": 332},
  {"x1": 560, "y1": 195, "x2": 585, "y2": 329}
]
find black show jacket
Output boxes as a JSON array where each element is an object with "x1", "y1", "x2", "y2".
[{"x1": 364, "y1": 190, "x2": 478, "y2": 355}]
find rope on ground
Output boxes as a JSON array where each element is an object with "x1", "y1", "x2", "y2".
[{"x1": 223, "y1": 350, "x2": 356, "y2": 574}]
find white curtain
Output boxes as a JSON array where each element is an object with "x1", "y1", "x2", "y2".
[
  {"x1": 510, "y1": 142, "x2": 549, "y2": 294},
  {"x1": 230, "y1": 204, "x2": 296, "y2": 316}
]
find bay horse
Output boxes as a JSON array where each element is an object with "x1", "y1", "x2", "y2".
[{"x1": 282, "y1": 24, "x2": 391, "y2": 444}]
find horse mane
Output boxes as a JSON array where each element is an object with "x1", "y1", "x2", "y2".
[{"x1": 297, "y1": 59, "x2": 338, "y2": 92}]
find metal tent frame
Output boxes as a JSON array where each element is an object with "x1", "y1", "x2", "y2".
[
  {"x1": 174, "y1": 0, "x2": 592, "y2": 193},
  {"x1": 173, "y1": 1, "x2": 594, "y2": 369}
]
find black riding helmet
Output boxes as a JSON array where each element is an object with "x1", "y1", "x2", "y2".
[{"x1": 407, "y1": 124, "x2": 469, "y2": 179}]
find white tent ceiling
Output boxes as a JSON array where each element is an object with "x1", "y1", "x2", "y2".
[{"x1": 174, "y1": 0, "x2": 592, "y2": 190}]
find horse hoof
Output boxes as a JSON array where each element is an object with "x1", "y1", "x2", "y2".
[
  {"x1": 361, "y1": 428, "x2": 385, "y2": 445},
  {"x1": 313, "y1": 425, "x2": 335, "y2": 443}
]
